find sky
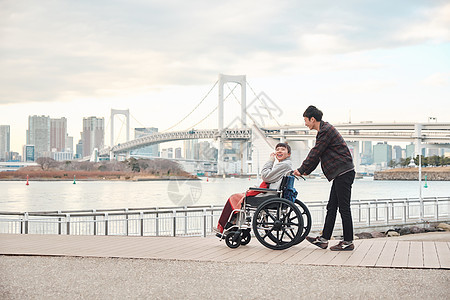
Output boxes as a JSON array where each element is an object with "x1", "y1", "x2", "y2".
[{"x1": 1, "y1": 0, "x2": 449, "y2": 153}]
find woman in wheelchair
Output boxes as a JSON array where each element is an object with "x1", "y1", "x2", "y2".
[{"x1": 216, "y1": 142, "x2": 293, "y2": 234}]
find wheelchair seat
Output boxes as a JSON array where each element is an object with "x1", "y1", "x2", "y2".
[{"x1": 245, "y1": 195, "x2": 278, "y2": 207}]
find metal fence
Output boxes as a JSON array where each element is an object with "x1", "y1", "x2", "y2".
[{"x1": 1, "y1": 197, "x2": 449, "y2": 237}]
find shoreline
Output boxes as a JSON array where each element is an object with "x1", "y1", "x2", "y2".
[{"x1": 374, "y1": 166, "x2": 450, "y2": 181}]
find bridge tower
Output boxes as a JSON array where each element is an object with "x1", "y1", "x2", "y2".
[
  {"x1": 217, "y1": 74, "x2": 247, "y2": 175},
  {"x1": 110, "y1": 109, "x2": 130, "y2": 147}
]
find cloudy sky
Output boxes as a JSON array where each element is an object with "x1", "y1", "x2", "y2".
[{"x1": 1, "y1": 0, "x2": 449, "y2": 152}]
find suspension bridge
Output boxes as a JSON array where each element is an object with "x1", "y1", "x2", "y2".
[{"x1": 90, "y1": 74, "x2": 450, "y2": 175}]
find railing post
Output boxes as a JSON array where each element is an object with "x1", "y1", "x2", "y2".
[
  {"x1": 391, "y1": 201, "x2": 395, "y2": 221},
  {"x1": 375, "y1": 201, "x2": 378, "y2": 221},
  {"x1": 211, "y1": 205, "x2": 215, "y2": 232},
  {"x1": 140, "y1": 211, "x2": 144, "y2": 236},
  {"x1": 435, "y1": 197, "x2": 439, "y2": 220},
  {"x1": 386, "y1": 201, "x2": 389, "y2": 225},
  {"x1": 24, "y1": 212, "x2": 29, "y2": 234},
  {"x1": 403, "y1": 200, "x2": 407, "y2": 224},
  {"x1": 125, "y1": 208, "x2": 129, "y2": 236},
  {"x1": 156, "y1": 208, "x2": 159, "y2": 237},
  {"x1": 66, "y1": 214, "x2": 70, "y2": 235},
  {"x1": 203, "y1": 208, "x2": 207, "y2": 237},
  {"x1": 58, "y1": 210, "x2": 62, "y2": 235},
  {"x1": 367, "y1": 204, "x2": 371, "y2": 227},
  {"x1": 92, "y1": 209, "x2": 97, "y2": 235},
  {"x1": 104, "y1": 213, "x2": 108, "y2": 236},
  {"x1": 173, "y1": 210, "x2": 177, "y2": 237},
  {"x1": 406, "y1": 198, "x2": 410, "y2": 220},
  {"x1": 184, "y1": 206, "x2": 188, "y2": 235},
  {"x1": 358, "y1": 200, "x2": 362, "y2": 223}
]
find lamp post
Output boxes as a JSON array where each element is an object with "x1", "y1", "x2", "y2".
[{"x1": 414, "y1": 123, "x2": 424, "y2": 222}]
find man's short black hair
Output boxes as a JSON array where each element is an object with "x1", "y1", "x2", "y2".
[
  {"x1": 275, "y1": 142, "x2": 291, "y2": 154},
  {"x1": 303, "y1": 105, "x2": 323, "y2": 122}
]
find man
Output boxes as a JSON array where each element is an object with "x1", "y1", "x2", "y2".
[{"x1": 294, "y1": 105, "x2": 355, "y2": 251}]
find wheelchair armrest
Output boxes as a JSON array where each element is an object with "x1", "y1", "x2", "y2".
[{"x1": 247, "y1": 187, "x2": 278, "y2": 192}]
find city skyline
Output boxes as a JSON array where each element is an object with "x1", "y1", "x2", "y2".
[{"x1": 1, "y1": 1, "x2": 449, "y2": 152}]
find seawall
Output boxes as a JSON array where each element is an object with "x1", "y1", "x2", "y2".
[{"x1": 374, "y1": 166, "x2": 450, "y2": 181}]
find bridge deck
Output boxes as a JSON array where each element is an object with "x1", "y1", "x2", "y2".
[{"x1": 0, "y1": 233, "x2": 449, "y2": 269}]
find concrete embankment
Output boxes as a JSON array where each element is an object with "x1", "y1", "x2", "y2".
[{"x1": 374, "y1": 166, "x2": 450, "y2": 181}]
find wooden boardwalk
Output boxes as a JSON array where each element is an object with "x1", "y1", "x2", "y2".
[{"x1": 0, "y1": 233, "x2": 449, "y2": 269}]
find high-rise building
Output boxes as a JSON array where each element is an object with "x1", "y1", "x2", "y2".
[
  {"x1": 27, "y1": 115, "x2": 50, "y2": 158},
  {"x1": 373, "y1": 142, "x2": 392, "y2": 166},
  {"x1": 23, "y1": 145, "x2": 35, "y2": 162},
  {"x1": 82, "y1": 117, "x2": 104, "y2": 157},
  {"x1": 65, "y1": 135, "x2": 73, "y2": 152},
  {"x1": 131, "y1": 127, "x2": 159, "y2": 157},
  {"x1": 361, "y1": 141, "x2": 373, "y2": 165},
  {"x1": 75, "y1": 139, "x2": 83, "y2": 159},
  {"x1": 0, "y1": 125, "x2": 10, "y2": 161},
  {"x1": 50, "y1": 117, "x2": 67, "y2": 152},
  {"x1": 393, "y1": 145, "x2": 403, "y2": 162},
  {"x1": 175, "y1": 147, "x2": 182, "y2": 159},
  {"x1": 184, "y1": 139, "x2": 199, "y2": 160}
]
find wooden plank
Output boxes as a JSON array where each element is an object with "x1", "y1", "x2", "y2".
[
  {"x1": 223, "y1": 245, "x2": 267, "y2": 262},
  {"x1": 422, "y1": 242, "x2": 440, "y2": 269},
  {"x1": 327, "y1": 251, "x2": 354, "y2": 266},
  {"x1": 391, "y1": 241, "x2": 410, "y2": 268},
  {"x1": 359, "y1": 241, "x2": 386, "y2": 267},
  {"x1": 300, "y1": 247, "x2": 329, "y2": 265},
  {"x1": 268, "y1": 246, "x2": 305, "y2": 264},
  {"x1": 283, "y1": 246, "x2": 316, "y2": 265},
  {"x1": 407, "y1": 241, "x2": 423, "y2": 268},
  {"x1": 375, "y1": 241, "x2": 398, "y2": 267},
  {"x1": 435, "y1": 242, "x2": 450, "y2": 269},
  {"x1": 342, "y1": 240, "x2": 373, "y2": 266}
]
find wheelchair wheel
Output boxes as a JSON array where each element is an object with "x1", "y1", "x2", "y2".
[
  {"x1": 294, "y1": 199, "x2": 312, "y2": 244},
  {"x1": 252, "y1": 198, "x2": 303, "y2": 250},
  {"x1": 240, "y1": 229, "x2": 251, "y2": 246},
  {"x1": 225, "y1": 231, "x2": 241, "y2": 249}
]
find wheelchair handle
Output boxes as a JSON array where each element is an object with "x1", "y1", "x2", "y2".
[{"x1": 287, "y1": 170, "x2": 306, "y2": 181}]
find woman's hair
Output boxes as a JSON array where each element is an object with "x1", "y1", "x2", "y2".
[
  {"x1": 275, "y1": 142, "x2": 291, "y2": 154},
  {"x1": 303, "y1": 105, "x2": 323, "y2": 121}
]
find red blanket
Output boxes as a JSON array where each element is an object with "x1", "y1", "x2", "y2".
[{"x1": 217, "y1": 193, "x2": 244, "y2": 233}]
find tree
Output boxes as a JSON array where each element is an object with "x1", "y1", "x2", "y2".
[
  {"x1": 388, "y1": 159, "x2": 397, "y2": 168},
  {"x1": 36, "y1": 157, "x2": 58, "y2": 171}
]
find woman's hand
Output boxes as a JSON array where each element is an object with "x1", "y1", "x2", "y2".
[{"x1": 269, "y1": 152, "x2": 276, "y2": 161}]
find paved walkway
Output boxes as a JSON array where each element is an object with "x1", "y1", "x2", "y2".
[{"x1": 1, "y1": 232, "x2": 449, "y2": 269}]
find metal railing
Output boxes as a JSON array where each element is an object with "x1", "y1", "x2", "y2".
[{"x1": 1, "y1": 197, "x2": 449, "y2": 237}]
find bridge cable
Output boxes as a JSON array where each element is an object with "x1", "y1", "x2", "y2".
[
  {"x1": 114, "y1": 115, "x2": 126, "y2": 146},
  {"x1": 226, "y1": 83, "x2": 271, "y2": 128},
  {"x1": 185, "y1": 83, "x2": 239, "y2": 129},
  {"x1": 246, "y1": 81, "x2": 282, "y2": 127},
  {"x1": 130, "y1": 113, "x2": 148, "y2": 128},
  {"x1": 162, "y1": 80, "x2": 219, "y2": 132}
]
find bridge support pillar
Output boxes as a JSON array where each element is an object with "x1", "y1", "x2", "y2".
[
  {"x1": 217, "y1": 74, "x2": 247, "y2": 175},
  {"x1": 111, "y1": 109, "x2": 130, "y2": 147}
]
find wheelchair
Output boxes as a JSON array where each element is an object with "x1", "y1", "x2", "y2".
[{"x1": 218, "y1": 171, "x2": 312, "y2": 250}]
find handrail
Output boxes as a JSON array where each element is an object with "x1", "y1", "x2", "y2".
[{"x1": 0, "y1": 196, "x2": 448, "y2": 237}]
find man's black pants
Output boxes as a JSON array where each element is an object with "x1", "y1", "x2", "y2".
[{"x1": 321, "y1": 170, "x2": 355, "y2": 241}]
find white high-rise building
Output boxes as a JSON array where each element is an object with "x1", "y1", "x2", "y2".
[
  {"x1": 27, "y1": 115, "x2": 51, "y2": 158},
  {"x1": 50, "y1": 117, "x2": 67, "y2": 152},
  {"x1": 0, "y1": 125, "x2": 10, "y2": 161},
  {"x1": 82, "y1": 117, "x2": 104, "y2": 157}
]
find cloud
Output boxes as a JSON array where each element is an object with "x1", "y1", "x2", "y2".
[
  {"x1": 0, "y1": 0, "x2": 449, "y2": 106},
  {"x1": 421, "y1": 73, "x2": 450, "y2": 87}
]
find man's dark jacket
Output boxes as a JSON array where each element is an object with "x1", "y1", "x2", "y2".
[{"x1": 297, "y1": 121, "x2": 354, "y2": 181}]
